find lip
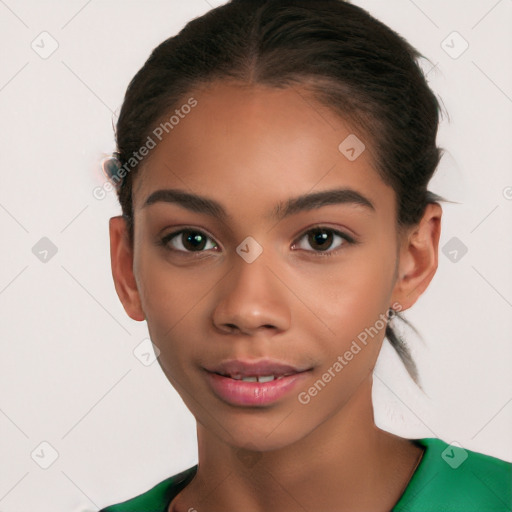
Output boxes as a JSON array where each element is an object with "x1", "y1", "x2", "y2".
[
  {"x1": 206, "y1": 358, "x2": 309, "y2": 378},
  {"x1": 204, "y1": 359, "x2": 312, "y2": 406}
]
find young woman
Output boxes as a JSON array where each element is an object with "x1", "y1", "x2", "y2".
[{"x1": 99, "y1": 1, "x2": 511, "y2": 510}]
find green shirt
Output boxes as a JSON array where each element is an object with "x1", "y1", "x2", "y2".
[{"x1": 99, "y1": 438, "x2": 512, "y2": 511}]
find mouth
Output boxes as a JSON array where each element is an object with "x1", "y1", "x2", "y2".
[
  {"x1": 214, "y1": 373, "x2": 296, "y2": 383},
  {"x1": 206, "y1": 359, "x2": 309, "y2": 380},
  {"x1": 203, "y1": 359, "x2": 312, "y2": 406}
]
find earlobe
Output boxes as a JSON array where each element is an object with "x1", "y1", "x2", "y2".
[
  {"x1": 109, "y1": 216, "x2": 146, "y2": 322},
  {"x1": 391, "y1": 203, "x2": 442, "y2": 311}
]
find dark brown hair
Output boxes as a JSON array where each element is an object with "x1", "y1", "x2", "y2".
[{"x1": 109, "y1": 0, "x2": 446, "y2": 384}]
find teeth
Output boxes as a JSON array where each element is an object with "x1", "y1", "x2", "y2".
[
  {"x1": 239, "y1": 375, "x2": 279, "y2": 383},
  {"x1": 221, "y1": 373, "x2": 295, "y2": 382}
]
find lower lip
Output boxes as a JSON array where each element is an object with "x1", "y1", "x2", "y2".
[{"x1": 205, "y1": 371, "x2": 310, "y2": 406}]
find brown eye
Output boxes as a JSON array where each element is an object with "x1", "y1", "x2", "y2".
[
  {"x1": 161, "y1": 229, "x2": 217, "y2": 253},
  {"x1": 293, "y1": 227, "x2": 354, "y2": 255}
]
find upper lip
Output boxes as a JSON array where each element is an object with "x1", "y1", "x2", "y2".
[{"x1": 205, "y1": 359, "x2": 309, "y2": 378}]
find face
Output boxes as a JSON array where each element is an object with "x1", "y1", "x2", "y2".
[{"x1": 112, "y1": 81, "x2": 423, "y2": 451}]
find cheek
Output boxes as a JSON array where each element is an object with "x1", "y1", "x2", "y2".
[
  {"x1": 136, "y1": 247, "x2": 208, "y2": 323},
  {"x1": 312, "y1": 242, "x2": 397, "y2": 343},
  {"x1": 134, "y1": 250, "x2": 204, "y2": 362},
  {"x1": 293, "y1": 247, "x2": 396, "y2": 413}
]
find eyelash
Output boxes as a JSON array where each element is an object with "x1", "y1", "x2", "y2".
[{"x1": 158, "y1": 225, "x2": 357, "y2": 257}]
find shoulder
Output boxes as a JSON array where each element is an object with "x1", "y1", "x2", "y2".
[
  {"x1": 394, "y1": 437, "x2": 512, "y2": 512},
  {"x1": 98, "y1": 465, "x2": 197, "y2": 512}
]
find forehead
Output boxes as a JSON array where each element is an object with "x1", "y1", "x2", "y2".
[{"x1": 132, "y1": 81, "x2": 395, "y2": 220}]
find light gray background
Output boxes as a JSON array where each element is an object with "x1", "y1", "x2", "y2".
[{"x1": 0, "y1": 1, "x2": 511, "y2": 511}]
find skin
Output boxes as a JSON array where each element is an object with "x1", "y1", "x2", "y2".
[{"x1": 109, "y1": 81, "x2": 442, "y2": 512}]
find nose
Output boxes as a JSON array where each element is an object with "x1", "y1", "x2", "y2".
[{"x1": 212, "y1": 252, "x2": 291, "y2": 336}]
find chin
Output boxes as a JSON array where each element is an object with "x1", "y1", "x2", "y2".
[{"x1": 199, "y1": 408, "x2": 315, "y2": 453}]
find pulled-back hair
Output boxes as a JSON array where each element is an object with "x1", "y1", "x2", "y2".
[{"x1": 110, "y1": 0, "x2": 446, "y2": 384}]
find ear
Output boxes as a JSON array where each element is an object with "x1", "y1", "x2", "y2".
[
  {"x1": 109, "y1": 216, "x2": 145, "y2": 321},
  {"x1": 391, "y1": 203, "x2": 442, "y2": 311}
]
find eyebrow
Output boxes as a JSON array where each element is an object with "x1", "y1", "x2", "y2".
[{"x1": 142, "y1": 187, "x2": 375, "y2": 222}]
